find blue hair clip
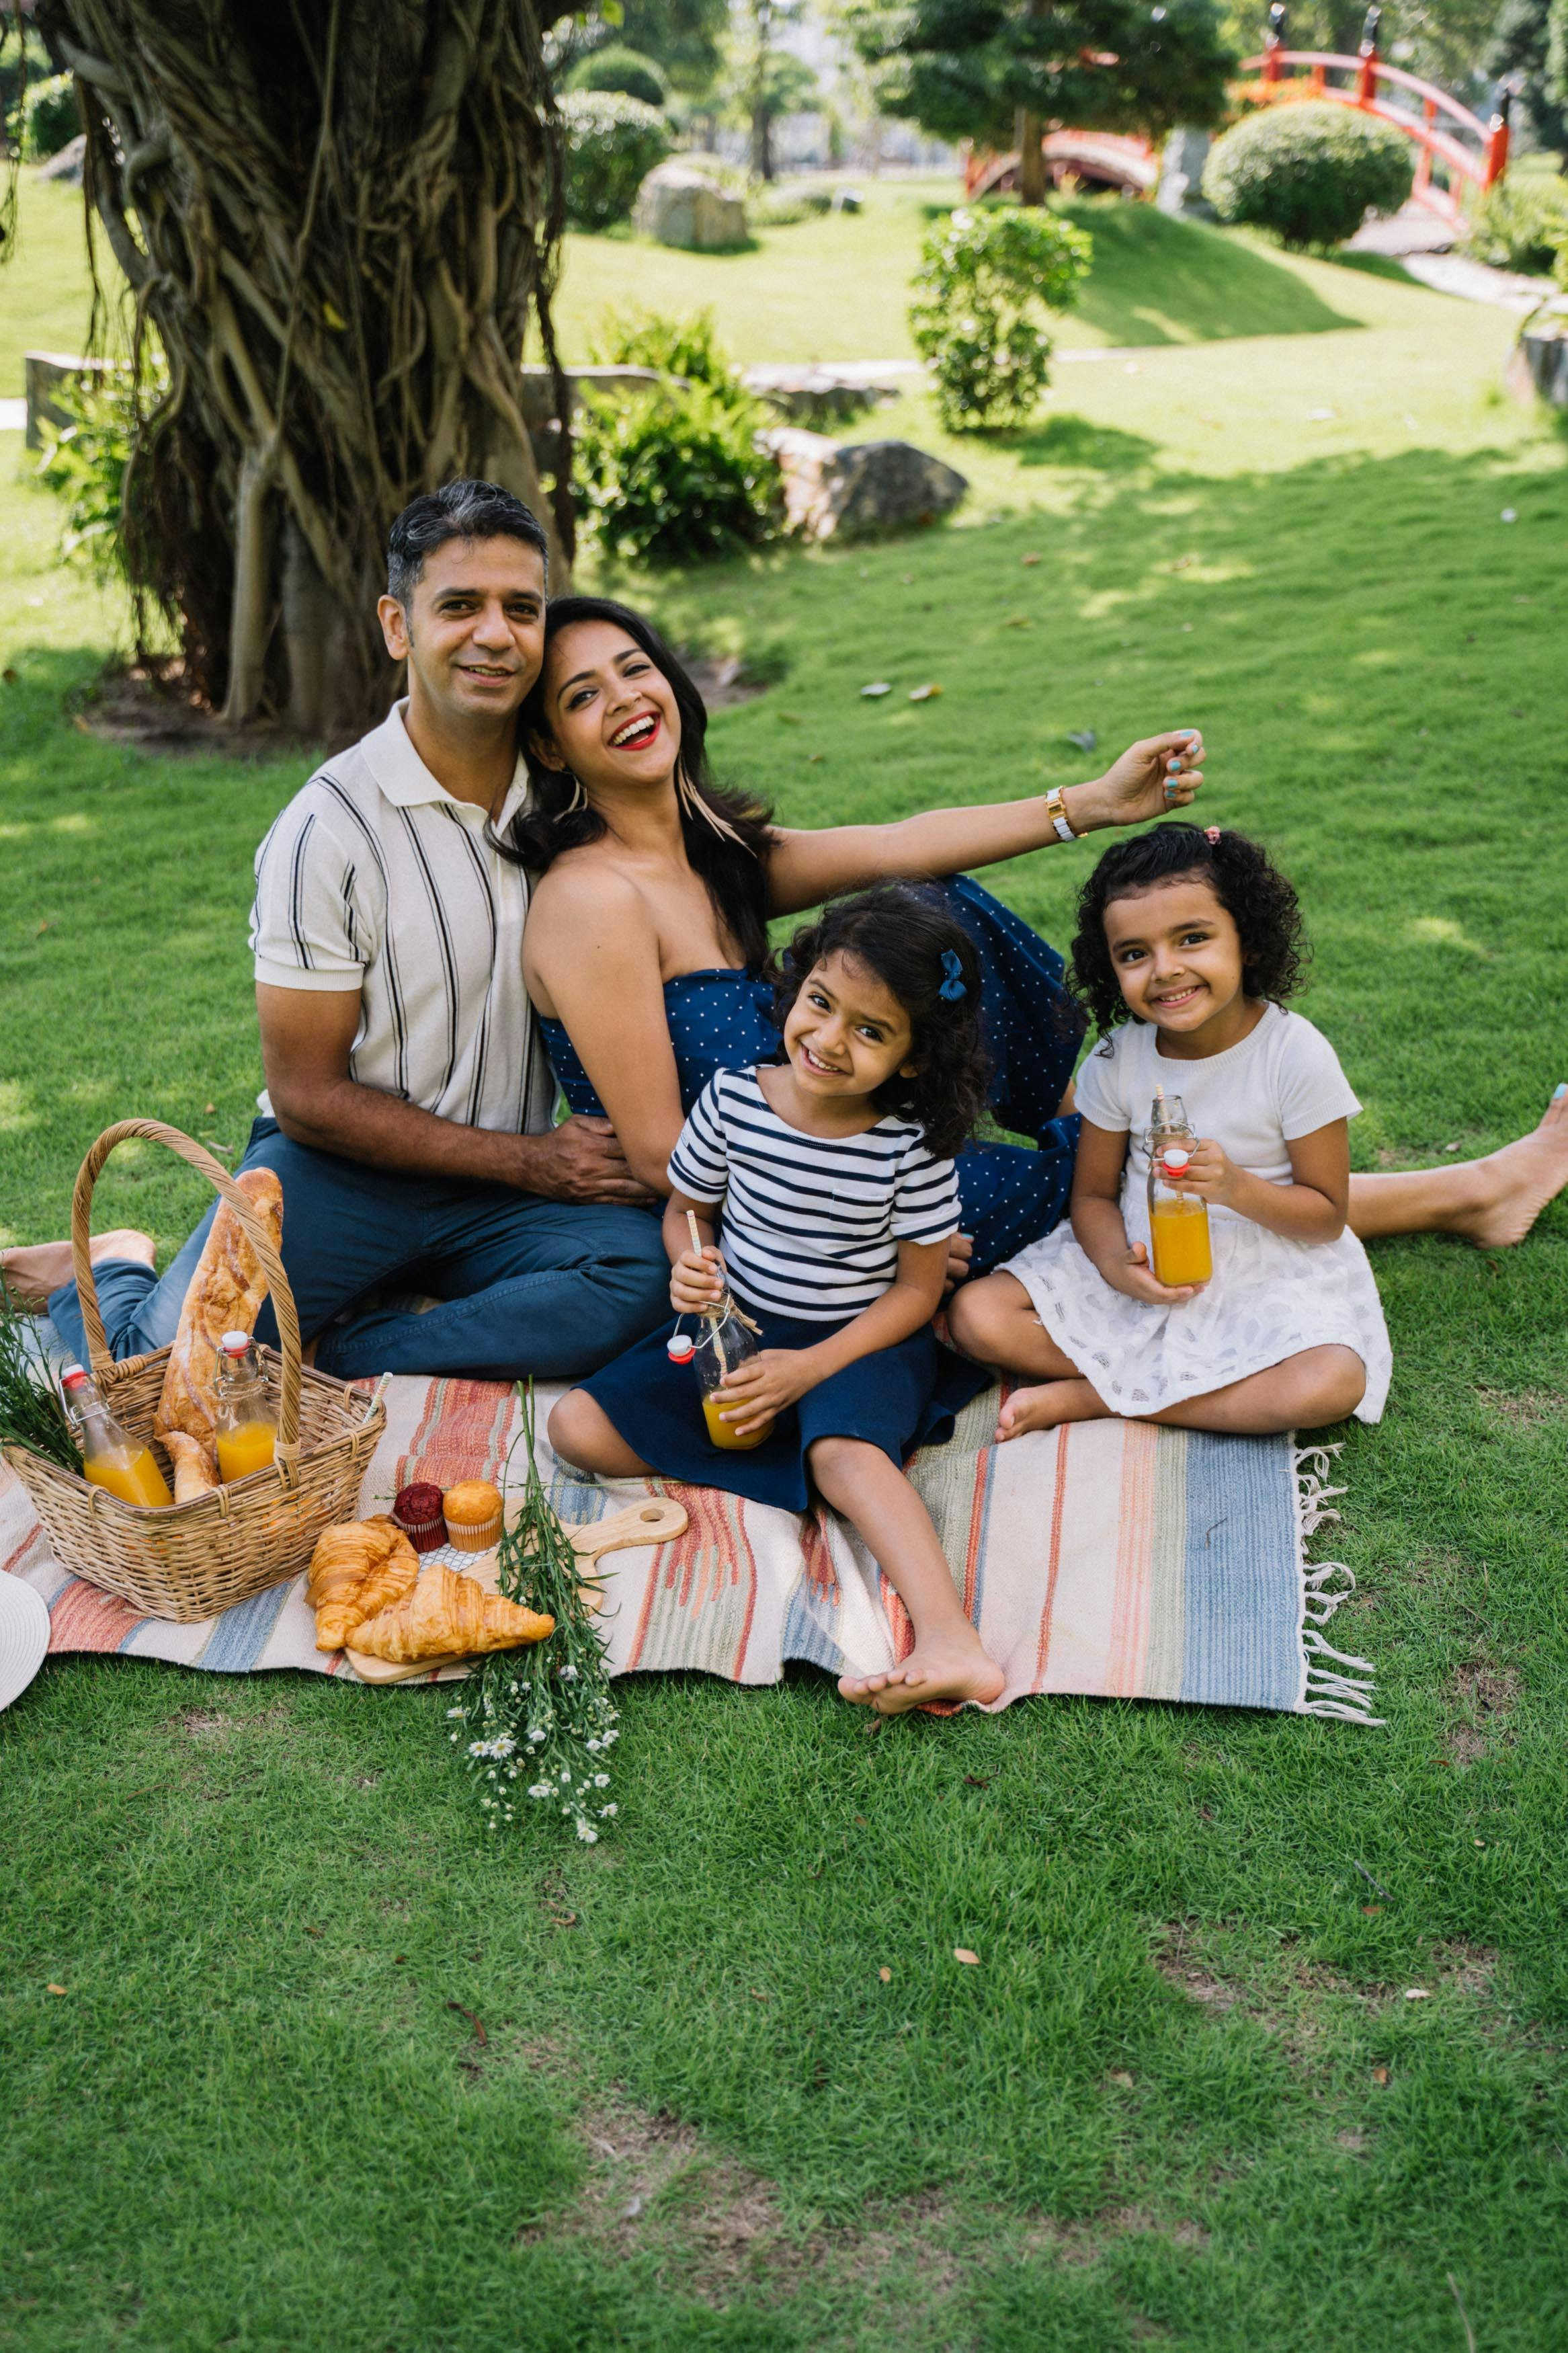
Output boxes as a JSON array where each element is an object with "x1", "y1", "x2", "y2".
[{"x1": 938, "y1": 949, "x2": 967, "y2": 1002}]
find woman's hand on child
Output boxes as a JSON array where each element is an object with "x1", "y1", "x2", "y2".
[
  {"x1": 714, "y1": 1349, "x2": 817, "y2": 1437},
  {"x1": 1069, "y1": 730, "x2": 1205, "y2": 832},
  {"x1": 1108, "y1": 1240, "x2": 1205, "y2": 1306},
  {"x1": 670, "y1": 1245, "x2": 726, "y2": 1314}
]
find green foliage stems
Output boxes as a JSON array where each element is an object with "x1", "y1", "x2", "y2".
[
  {"x1": 563, "y1": 42, "x2": 669, "y2": 109},
  {"x1": 1486, "y1": 0, "x2": 1568, "y2": 157},
  {"x1": 0, "y1": 1275, "x2": 81, "y2": 1474},
  {"x1": 909, "y1": 204, "x2": 1091, "y2": 433},
  {"x1": 587, "y1": 302, "x2": 747, "y2": 399},
  {"x1": 1462, "y1": 174, "x2": 1568, "y2": 276},
  {"x1": 21, "y1": 70, "x2": 79, "y2": 160},
  {"x1": 575, "y1": 379, "x2": 784, "y2": 563},
  {"x1": 448, "y1": 1385, "x2": 620, "y2": 1841},
  {"x1": 842, "y1": 0, "x2": 1235, "y2": 153},
  {"x1": 1202, "y1": 102, "x2": 1414, "y2": 251},
  {"x1": 33, "y1": 365, "x2": 163, "y2": 584},
  {"x1": 560, "y1": 89, "x2": 673, "y2": 231}
]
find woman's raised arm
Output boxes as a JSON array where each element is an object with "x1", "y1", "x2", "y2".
[
  {"x1": 766, "y1": 730, "x2": 1204, "y2": 916},
  {"x1": 523, "y1": 865, "x2": 688, "y2": 1196}
]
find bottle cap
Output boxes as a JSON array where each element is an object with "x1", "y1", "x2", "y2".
[
  {"x1": 666, "y1": 1334, "x2": 696, "y2": 1363},
  {"x1": 220, "y1": 1331, "x2": 251, "y2": 1354},
  {"x1": 1161, "y1": 1146, "x2": 1192, "y2": 1174},
  {"x1": 61, "y1": 1363, "x2": 87, "y2": 1386}
]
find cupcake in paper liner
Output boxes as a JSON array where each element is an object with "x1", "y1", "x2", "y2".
[{"x1": 442, "y1": 1479, "x2": 503, "y2": 1552}]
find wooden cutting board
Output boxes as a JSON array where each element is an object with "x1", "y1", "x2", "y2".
[{"x1": 343, "y1": 1496, "x2": 688, "y2": 1684}]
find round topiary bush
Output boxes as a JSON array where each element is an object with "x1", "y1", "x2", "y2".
[
  {"x1": 1202, "y1": 102, "x2": 1413, "y2": 250},
  {"x1": 563, "y1": 44, "x2": 668, "y2": 111},
  {"x1": 909, "y1": 205, "x2": 1092, "y2": 432},
  {"x1": 560, "y1": 91, "x2": 671, "y2": 233},
  {"x1": 22, "y1": 70, "x2": 80, "y2": 161}
]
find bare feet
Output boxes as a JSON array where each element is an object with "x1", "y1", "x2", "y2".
[
  {"x1": 839, "y1": 1631, "x2": 1005, "y2": 1716},
  {"x1": 0, "y1": 1230, "x2": 155, "y2": 1312},
  {"x1": 995, "y1": 1378, "x2": 1107, "y2": 1440},
  {"x1": 1454, "y1": 1088, "x2": 1568, "y2": 1249}
]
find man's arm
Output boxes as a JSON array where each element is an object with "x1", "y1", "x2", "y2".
[{"x1": 256, "y1": 984, "x2": 657, "y2": 1204}]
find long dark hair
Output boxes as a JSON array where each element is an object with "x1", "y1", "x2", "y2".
[
  {"x1": 772, "y1": 885, "x2": 990, "y2": 1160},
  {"x1": 1070, "y1": 822, "x2": 1309, "y2": 1037},
  {"x1": 499, "y1": 596, "x2": 776, "y2": 973}
]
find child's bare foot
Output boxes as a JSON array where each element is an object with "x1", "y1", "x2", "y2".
[
  {"x1": 1455, "y1": 1089, "x2": 1568, "y2": 1249},
  {"x1": 0, "y1": 1230, "x2": 155, "y2": 1312},
  {"x1": 839, "y1": 1630, "x2": 1005, "y2": 1716},
  {"x1": 995, "y1": 1378, "x2": 1106, "y2": 1440}
]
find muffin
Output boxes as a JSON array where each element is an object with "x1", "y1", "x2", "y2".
[
  {"x1": 442, "y1": 1478, "x2": 503, "y2": 1552},
  {"x1": 392, "y1": 1480, "x2": 446, "y2": 1556}
]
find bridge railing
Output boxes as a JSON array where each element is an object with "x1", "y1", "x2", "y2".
[{"x1": 1237, "y1": 40, "x2": 1508, "y2": 221}]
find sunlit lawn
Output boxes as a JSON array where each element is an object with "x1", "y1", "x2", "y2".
[{"x1": 2, "y1": 171, "x2": 1567, "y2": 2353}]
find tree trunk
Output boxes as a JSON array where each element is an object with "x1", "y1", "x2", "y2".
[
  {"x1": 37, "y1": 0, "x2": 575, "y2": 744},
  {"x1": 1016, "y1": 105, "x2": 1047, "y2": 204}
]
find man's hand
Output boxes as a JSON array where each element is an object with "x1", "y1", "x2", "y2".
[
  {"x1": 1068, "y1": 730, "x2": 1205, "y2": 834},
  {"x1": 713, "y1": 1348, "x2": 821, "y2": 1439},
  {"x1": 514, "y1": 1116, "x2": 659, "y2": 1206},
  {"x1": 1102, "y1": 1238, "x2": 1204, "y2": 1306}
]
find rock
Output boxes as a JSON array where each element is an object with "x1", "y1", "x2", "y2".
[
  {"x1": 634, "y1": 159, "x2": 747, "y2": 251},
  {"x1": 740, "y1": 365, "x2": 897, "y2": 426},
  {"x1": 1510, "y1": 296, "x2": 1568, "y2": 409},
  {"x1": 1156, "y1": 127, "x2": 1215, "y2": 221},
  {"x1": 515, "y1": 364, "x2": 671, "y2": 430},
  {"x1": 761, "y1": 430, "x2": 968, "y2": 543},
  {"x1": 24, "y1": 350, "x2": 122, "y2": 451},
  {"x1": 34, "y1": 132, "x2": 86, "y2": 184},
  {"x1": 831, "y1": 186, "x2": 863, "y2": 213}
]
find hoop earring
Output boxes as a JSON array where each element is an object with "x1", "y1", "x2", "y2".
[
  {"x1": 675, "y1": 762, "x2": 747, "y2": 849},
  {"x1": 556, "y1": 771, "x2": 587, "y2": 818}
]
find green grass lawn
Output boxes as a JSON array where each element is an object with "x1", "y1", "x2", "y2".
[{"x1": 3, "y1": 193, "x2": 1568, "y2": 2353}]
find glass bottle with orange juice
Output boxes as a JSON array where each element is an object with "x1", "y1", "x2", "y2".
[
  {"x1": 667, "y1": 1298, "x2": 776, "y2": 1451},
  {"x1": 1146, "y1": 1092, "x2": 1213, "y2": 1289},
  {"x1": 213, "y1": 1332, "x2": 278, "y2": 1482},
  {"x1": 60, "y1": 1363, "x2": 173, "y2": 1508}
]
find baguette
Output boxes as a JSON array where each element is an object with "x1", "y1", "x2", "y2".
[{"x1": 154, "y1": 1168, "x2": 284, "y2": 1449}]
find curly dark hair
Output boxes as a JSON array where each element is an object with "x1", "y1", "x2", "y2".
[
  {"x1": 771, "y1": 885, "x2": 990, "y2": 1161},
  {"x1": 1070, "y1": 823, "x2": 1309, "y2": 1037},
  {"x1": 495, "y1": 596, "x2": 777, "y2": 972}
]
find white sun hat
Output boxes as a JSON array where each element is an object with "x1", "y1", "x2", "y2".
[{"x1": 0, "y1": 1573, "x2": 50, "y2": 1713}]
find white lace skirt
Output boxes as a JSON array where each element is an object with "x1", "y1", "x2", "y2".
[{"x1": 1001, "y1": 1203, "x2": 1392, "y2": 1423}]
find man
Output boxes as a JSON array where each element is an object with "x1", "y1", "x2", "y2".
[{"x1": 27, "y1": 479, "x2": 670, "y2": 1380}]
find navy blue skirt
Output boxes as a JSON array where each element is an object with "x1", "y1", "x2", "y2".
[{"x1": 579, "y1": 1304, "x2": 989, "y2": 1513}]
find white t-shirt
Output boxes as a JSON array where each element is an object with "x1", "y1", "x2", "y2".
[
  {"x1": 1073, "y1": 1003, "x2": 1360, "y2": 1224},
  {"x1": 667, "y1": 1066, "x2": 961, "y2": 1322}
]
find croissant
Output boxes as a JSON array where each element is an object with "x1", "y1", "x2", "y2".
[
  {"x1": 155, "y1": 1166, "x2": 284, "y2": 1450},
  {"x1": 348, "y1": 1563, "x2": 554, "y2": 1665},
  {"x1": 164, "y1": 1429, "x2": 218, "y2": 1505},
  {"x1": 308, "y1": 1515, "x2": 419, "y2": 1652}
]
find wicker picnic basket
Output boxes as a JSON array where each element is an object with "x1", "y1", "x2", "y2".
[{"x1": 3, "y1": 1119, "x2": 386, "y2": 1623}]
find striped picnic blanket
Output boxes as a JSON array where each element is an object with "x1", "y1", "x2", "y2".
[{"x1": 0, "y1": 1374, "x2": 1377, "y2": 1719}]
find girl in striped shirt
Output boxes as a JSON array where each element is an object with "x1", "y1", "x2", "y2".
[{"x1": 549, "y1": 885, "x2": 1006, "y2": 1714}]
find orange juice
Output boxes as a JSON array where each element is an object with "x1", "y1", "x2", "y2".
[
  {"x1": 85, "y1": 1445, "x2": 175, "y2": 1509},
  {"x1": 216, "y1": 1418, "x2": 278, "y2": 1482},
  {"x1": 702, "y1": 1389, "x2": 773, "y2": 1451},
  {"x1": 1150, "y1": 1195, "x2": 1212, "y2": 1287}
]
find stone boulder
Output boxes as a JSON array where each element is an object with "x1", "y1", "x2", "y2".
[
  {"x1": 1156, "y1": 127, "x2": 1215, "y2": 221},
  {"x1": 634, "y1": 159, "x2": 747, "y2": 251},
  {"x1": 741, "y1": 365, "x2": 898, "y2": 427},
  {"x1": 761, "y1": 430, "x2": 968, "y2": 543},
  {"x1": 1510, "y1": 296, "x2": 1568, "y2": 409}
]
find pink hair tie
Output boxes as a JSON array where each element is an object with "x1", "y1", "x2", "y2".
[{"x1": 1204, "y1": 826, "x2": 1221, "y2": 845}]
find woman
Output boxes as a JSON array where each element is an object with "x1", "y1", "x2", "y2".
[{"x1": 512, "y1": 597, "x2": 1568, "y2": 1283}]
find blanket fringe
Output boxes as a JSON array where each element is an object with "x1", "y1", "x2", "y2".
[{"x1": 1294, "y1": 1443, "x2": 1383, "y2": 1724}]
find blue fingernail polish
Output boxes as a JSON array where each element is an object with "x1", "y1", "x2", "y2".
[
  {"x1": 1555, "y1": 1082, "x2": 1567, "y2": 1100},
  {"x1": 1167, "y1": 758, "x2": 1181, "y2": 771}
]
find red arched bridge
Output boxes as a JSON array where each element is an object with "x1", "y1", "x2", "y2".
[{"x1": 964, "y1": 8, "x2": 1510, "y2": 226}]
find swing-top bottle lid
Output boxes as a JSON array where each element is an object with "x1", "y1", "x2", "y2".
[
  {"x1": 1160, "y1": 1145, "x2": 1192, "y2": 1175},
  {"x1": 666, "y1": 1333, "x2": 696, "y2": 1363},
  {"x1": 220, "y1": 1330, "x2": 251, "y2": 1355}
]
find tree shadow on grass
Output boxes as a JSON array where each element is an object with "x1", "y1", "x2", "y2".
[{"x1": 1005, "y1": 413, "x2": 1161, "y2": 471}]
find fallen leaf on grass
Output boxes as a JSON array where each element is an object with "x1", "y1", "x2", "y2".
[
  {"x1": 963, "y1": 1773, "x2": 991, "y2": 1788},
  {"x1": 1168, "y1": 554, "x2": 1196, "y2": 571},
  {"x1": 860, "y1": 681, "x2": 892, "y2": 699},
  {"x1": 1372, "y1": 2065, "x2": 1390, "y2": 2085},
  {"x1": 908, "y1": 683, "x2": 942, "y2": 703},
  {"x1": 878, "y1": 1966, "x2": 892, "y2": 1983},
  {"x1": 777, "y1": 710, "x2": 802, "y2": 724},
  {"x1": 46, "y1": 1983, "x2": 67, "y2": 1996},
  {"x1": 750, "y1": 1989, "x2": 770, "y2": 2002},
  {"x1": 1362, "y1": 1904, "x2": 1383, "y2": 1915},
  {"x1": 954, "y1": 1948, "x2": 981, "y2": 1966},
  {"x1": 807, "y1": 752, "x2": 825, "y2": 764},
  {"x1": 547, "y1": 1907, "x2": 577, "y2": 1929},
  {"x1": 446, "y1": 1999, "x2": 488, "y2": 2044},
  {"x1": 1020, "y1": 553, "x2": 1041, "y2": 567},
  {"x1": 302, "y1": 1925, "x2": 323, "y2": 1938},
  {"x1": 1403, "y1": 1987, "x2": 1432, "y2": 2001},
  {"x1": 1108, "y1": 2070, "x2": 1136, "y2": 2088},
  {"x1": 1003, "y1": 615, "x2": 1033, "y2": 629},
  {"x1": 36, "y1": 922, "x2": 48, "y2": 936},
  {"x1": 204, "y1": 1102, "x2": 216, "y2": 1115}
]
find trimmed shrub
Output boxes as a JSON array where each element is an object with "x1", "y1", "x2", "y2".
[
  {"x1": 22, "y1": 70, "x2": 79, "y2": 160},
  {"x1": 750, "y1": 184, "x2": 835, "y2": 227},
  {"x1": 575, "y1": 383, "x2": 782, "y2": 565},
  {"x1": 559, "y1": 91, "x2": 671, "y2": 233},
  {"x1": 1462, "y1": 174, "x2": 1568, "y2": 276},
  {"x1": 1202, "y1": 102, "x2": 1413, "y2": 250},
  {"x1": 909, "y1": 205, "x2": 1092, "y2": 433},
  {"x1": 563, "y1": 44, "x2": 668, "y2": 110},
  {"x1": 588, "y1": 305, "x2": 747, "y2": 405}
]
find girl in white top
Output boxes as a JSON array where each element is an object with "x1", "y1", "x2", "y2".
[{"x1": 948, "y1": 823, "x2": 1393, "y2": 1440}]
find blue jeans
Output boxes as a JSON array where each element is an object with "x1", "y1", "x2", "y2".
[{"x1": 48, "y1": 1119, "x2": 672, "y2": 1383}]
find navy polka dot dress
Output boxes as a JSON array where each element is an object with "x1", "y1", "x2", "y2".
[{"x1": 537, "y1": 875, "x2": 1083, "y2": 1274}]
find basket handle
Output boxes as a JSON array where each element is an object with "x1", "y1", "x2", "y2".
[{"x1": 70, "y1": 1120, "x2": 302, "y2": 1457}]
